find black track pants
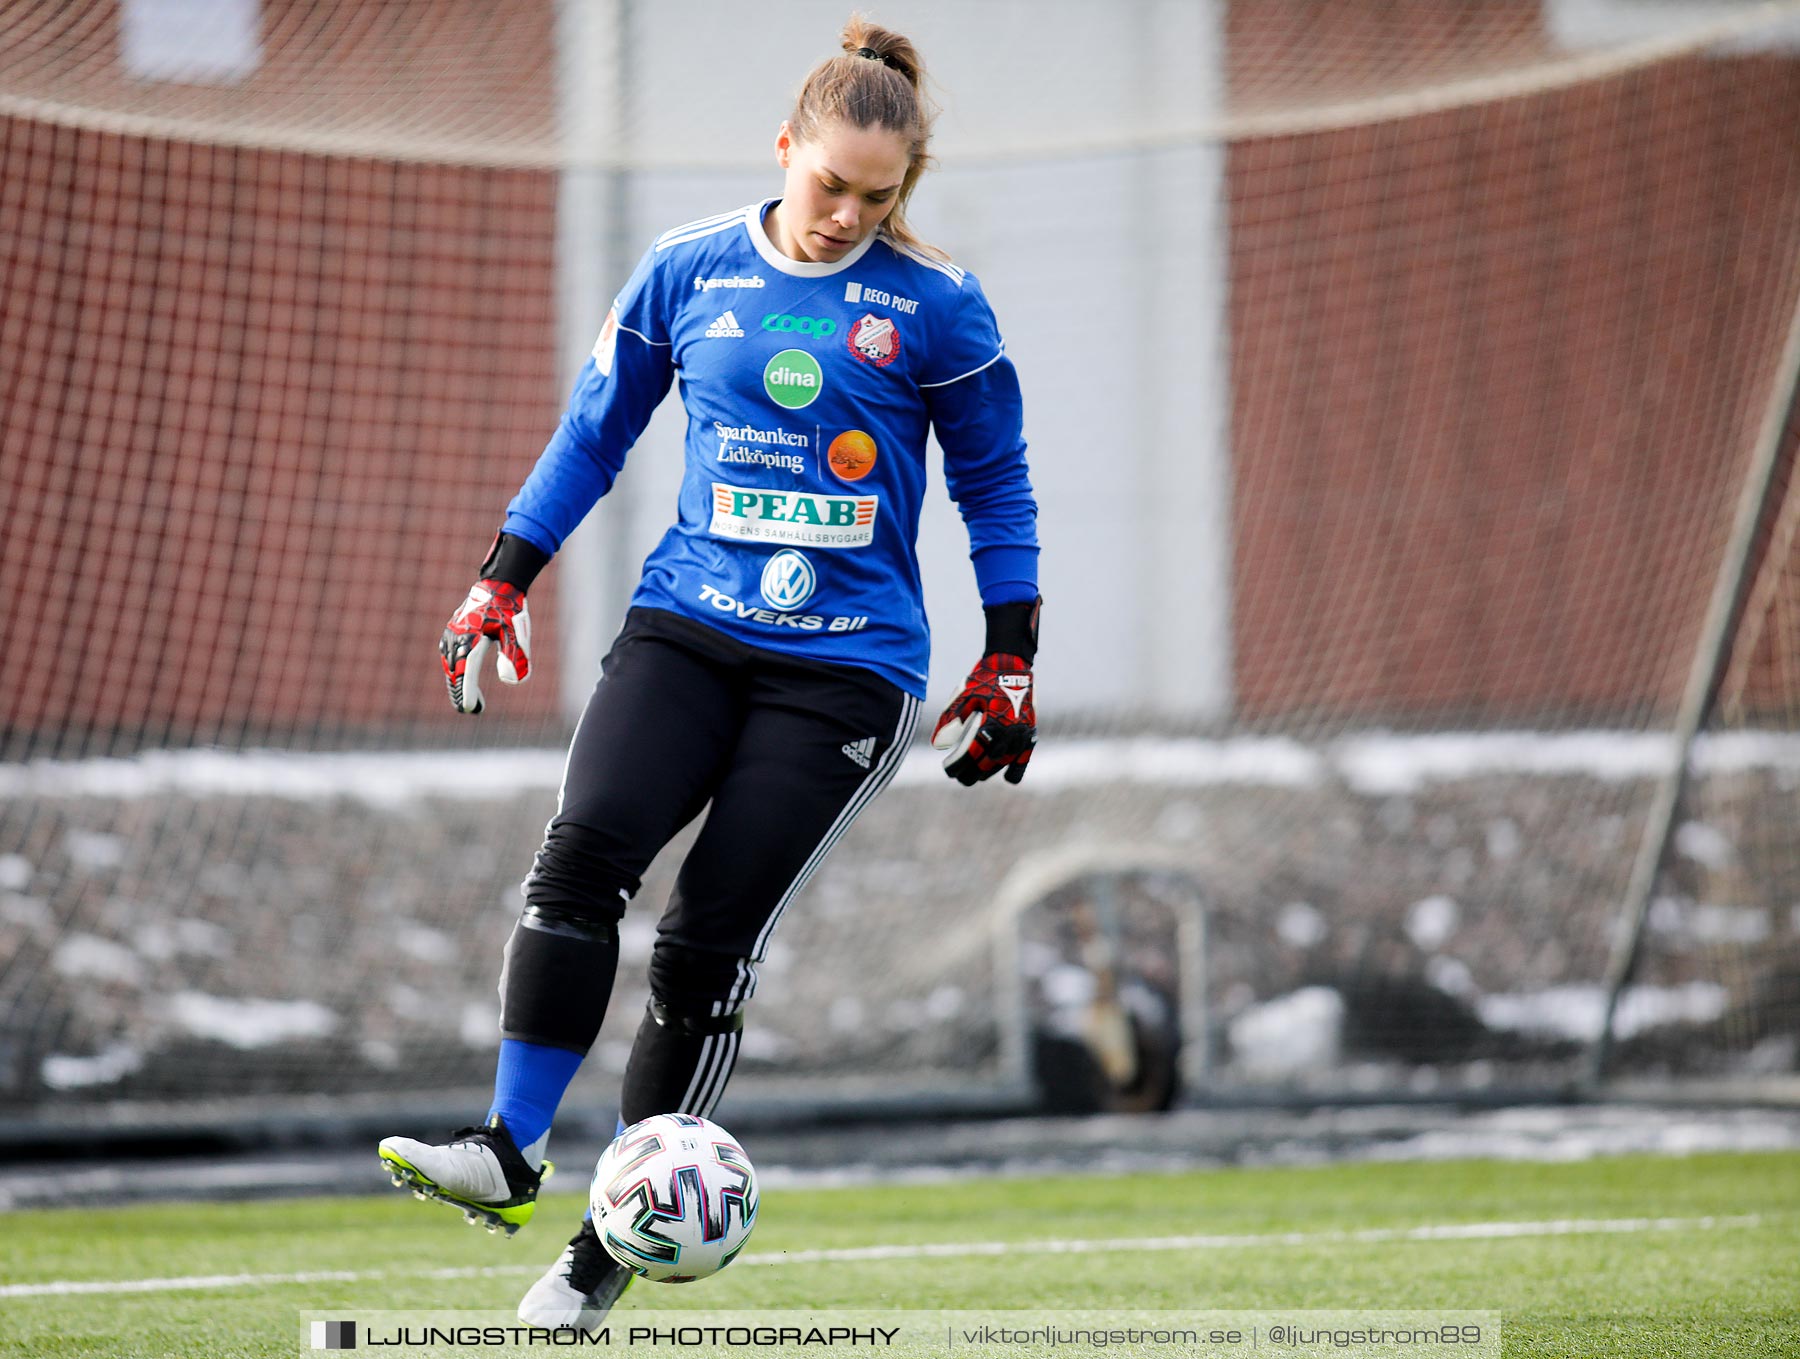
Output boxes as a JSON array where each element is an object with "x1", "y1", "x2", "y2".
[{"x1": 512, "y1": 607, "x2": 919, "y2": 1114}]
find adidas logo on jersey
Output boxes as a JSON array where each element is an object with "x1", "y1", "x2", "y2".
[
  {"x1": 841, "y1": 736, "x2": 876, "y2": 769},
  {"x1": 706, "y1": 310, "x2": 745, "y2": 338}
]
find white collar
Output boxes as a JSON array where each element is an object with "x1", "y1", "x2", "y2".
[{"x1": 746, "y1": 197, "x2": 881, "y2": 277}]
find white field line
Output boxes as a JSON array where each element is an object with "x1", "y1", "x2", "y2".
[{"x1": 0, "y1": 1214, "x2": 1762, "y2": 1299}]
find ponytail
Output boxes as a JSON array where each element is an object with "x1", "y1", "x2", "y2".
[{"x1": 789, "y1": 14, "x2": 943, "y2": 259}]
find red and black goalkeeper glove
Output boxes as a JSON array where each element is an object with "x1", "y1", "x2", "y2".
[
  {"x1": 931, "y1": 597, "x2": 1041, "y2": 786},
  {"x1": 439, "y1": 532, "x2": 551, "y2": 715}
]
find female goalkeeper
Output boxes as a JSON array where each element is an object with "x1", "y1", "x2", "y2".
[{"x1": 379, "y1": 15, "x2": 1039, "y2": 1327}]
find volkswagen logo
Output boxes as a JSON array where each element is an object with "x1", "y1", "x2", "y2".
[{"x1": 760, "y1": 550, "x2": 817, "y2": 611}]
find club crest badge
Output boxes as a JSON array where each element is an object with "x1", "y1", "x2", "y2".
[{"x1": 847, "y1": 314, "x2": 901, "y2": 368}]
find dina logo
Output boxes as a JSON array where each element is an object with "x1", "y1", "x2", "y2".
[
  {"x1": 760, "y1": 550, "x2": 817, "y2": 610},
  {"x1": 762, "y1": 349, "x2": 823, "y2": 410}
]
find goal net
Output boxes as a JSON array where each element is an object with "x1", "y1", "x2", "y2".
[{"x1": 4, "y1": 0, "x2": 1800, "y2": 1128}]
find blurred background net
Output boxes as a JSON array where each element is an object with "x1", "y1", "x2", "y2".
[{"x1": 4, "y1": 0, "x2": 1800, "y2": 1124}]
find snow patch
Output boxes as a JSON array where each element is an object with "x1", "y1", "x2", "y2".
[
  {"x1": 3, "y1": 731, "x2": 1796, "y2": 806},
  {"x1": 130, "y1": 916, "x2": 228, "y2": 962},
  {"x1": 1331, "y1": 731, "x2": 1676, "y2": 795},
  {"x1": 0, "y1": 854, "x2": 32, "y2": 890},
  {"x1": 1690, "y1": 730, "x2": 1800, "y2": 772},
  {"x1": 40, "y1": 1045, "x2": 143, "y2": 1090},
  {"x1": 1153, "y1": 801, "x2": 1206, "y2": 839},
  {"x1": 1276, "y1": 901, "x2": 1328, "y2": 948},
  {"x1": 165, "y1": 992, "x2": 337, "y2": 1048},
  {"x1": 1485, "y1": 819, "x2": 1521, "y2": 861},
  {"x1": 899, "y1": 736, "x2": 1329, "y2": 791},
  {"x1": 924, "y1": 985, "x2": 965, "y2": 1022},
  {"x1": 53, "y1": 934, "x2": 145, "y2": 985},
  {"x1": 459, "y1": 1002, "x2": 498, "y2": 1048},
  {"x1": 1687, "y1": 906, "x2": 1771, "y2": 945},
  {"x1": 1405, "y1": 896, "x2": 1460, "y2": 951},
  {"x1": 1, "y1": 895, "x2": 51, "y2": 930},
  {"x1": 64, "y1": 830, "x2": 127, "y2": 871},
  {"x1": 1041, "y1": 964, "x2": 1097, "y2": 1010},
  {"x1": 1477, "y1": 982, "x2": 1728, "y2": 1042},
  {"x1": 739, "y1": 1027, "x2": 786, "y2": 1061},
  {"x1": 1229, "y1": 987, "x2": 1344, "y2": 1075},
  {"x1": 393, "y1": 923, "x2": 457, "y2": 964},
  {"x1": 1673, "y1": 821, "x2": 1734, "y2": 869},
  {"x1": 174, "y1": 918, "x2": 231, "y2": 957},
  {"x1": 616, "y1": 915, "x2": 658, "y2": 960},
  {"x1": 1425, "y1": 955, "x2": 1476, "y2": 998},
  {"x1": 826, "y1": 996, "x2": 865, "y2": 1033},
  {"x1": 1647, "y1": 900, "x2": 1771, "y2": 944},
  {"x1": 1, "y1": 749, "x2": 567, "y2": 806},
  {"x1": 358, "y1": 1039, "x2": 401, "y2": 1070}
]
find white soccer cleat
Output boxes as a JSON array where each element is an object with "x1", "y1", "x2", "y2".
[
  {"x1": 518, "y1": 1218, "x2": 632, "y2": 1328},
  {"x1": 377, "y1": 1115, "x2": 548, "y2": 1235}
]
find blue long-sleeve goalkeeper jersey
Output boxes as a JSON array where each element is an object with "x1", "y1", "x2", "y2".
[{"x1": 502, "y1": 198, "x2": 1039, "y2": 698}]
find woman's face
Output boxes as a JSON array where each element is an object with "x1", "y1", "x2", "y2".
[{"x1": 771, "y1": 120, "x2": 912, "y2": 263}]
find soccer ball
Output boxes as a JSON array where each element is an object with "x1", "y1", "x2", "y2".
[{"x1": 589, "y1": 1113, "x2": 759, "y2": 1283}]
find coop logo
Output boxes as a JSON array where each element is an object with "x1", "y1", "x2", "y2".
[
  {"x1": 310, "y1": 1320, "x2": 356, "y2": 1349},
  {"x1": 762, "y1": 349, "x2": 824, "y2": 410},
  {"x1": 847, "y1": 314, "x2": 900, "y2": 367},
  {"x1": 709, "y1": 482, "x2": 877, "y2": 548},
  {"x1": 762, "y1": 312, "x2": 838, "y2": 338},
  {"x1": 694, "y1": 274, "x2": 765, "y2": 292},
  {"x1": 760, "y1": 550, "x2": 817, "y2": 610}
]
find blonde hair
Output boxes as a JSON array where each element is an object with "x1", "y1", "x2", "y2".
[{"x1": 789, "y1": 15, "x2": 943, "y2": 259}]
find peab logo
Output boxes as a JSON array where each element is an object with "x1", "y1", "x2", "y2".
[
  {"x1": 710, "y1": 481, "x2": 877, "y2": 548},
  {"x1": 760, "y1": 549, "x2": 817, "y2": 610},
  {"x1": 763, "y1": 349, "x2": 823, "y2": 410}
]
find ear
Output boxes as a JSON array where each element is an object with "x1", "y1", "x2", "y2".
[{"x1": 774, "y1": 120, "x2": 794, "y2": 169}]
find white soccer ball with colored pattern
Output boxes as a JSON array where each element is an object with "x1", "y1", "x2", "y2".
[{"x1": 588, "y1": 1113, "x2": 759, "y2": 1282}]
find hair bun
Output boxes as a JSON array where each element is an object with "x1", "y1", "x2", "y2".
[{"x1": 841, "y1": 16, "x2": 922, "y2": 89}]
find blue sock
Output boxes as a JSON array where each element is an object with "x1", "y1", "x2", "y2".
[{"x1": 488, "y1": 1039, "x2": 584, "y2": 1164}]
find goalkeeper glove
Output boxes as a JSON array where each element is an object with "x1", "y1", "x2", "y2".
[
  {"x1": 931, "y1": 597, "x2": 1040, "y2": 786},
  {"x1": 440, "y1": 532, "x2": 550, "y2": 715}
]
